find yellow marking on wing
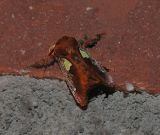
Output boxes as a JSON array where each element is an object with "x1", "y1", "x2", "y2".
[
  {"x1": 79, "y1": 49, "x2": 90, "y2": 58},
  {"x1": 63, "y1": 58, "x2": 72, "y2": 71}
]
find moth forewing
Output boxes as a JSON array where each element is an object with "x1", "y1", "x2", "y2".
[{"x1": 58, "y1": 58, "x2": 82, "y2": 105}]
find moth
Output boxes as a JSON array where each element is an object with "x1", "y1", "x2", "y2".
[{"x1": 30, "y1": 34, "x2": 117, "y2": 109}]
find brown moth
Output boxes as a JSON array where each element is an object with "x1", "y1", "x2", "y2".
[{"x1": 30, "y1": 34, "x2": 122, "y2": 109}]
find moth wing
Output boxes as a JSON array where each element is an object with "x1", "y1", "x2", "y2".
[
  {"x1": 58, "y1": 58, "x2": 88, "y2": 108},
  {"x1": 89, "y1": 58, "x2": 114, "y2": 85}
]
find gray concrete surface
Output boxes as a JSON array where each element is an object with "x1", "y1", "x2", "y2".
[{"x1": 0, "y1": 76, "x2": 160, "y2": 135}]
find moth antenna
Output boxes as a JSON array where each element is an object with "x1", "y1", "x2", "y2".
[
  {"x1": 96, "y1": 32, "x2": 106, "y2": 40},
  {"x1": 83, "y1": 32, "x2": 106, "y2": 48}
]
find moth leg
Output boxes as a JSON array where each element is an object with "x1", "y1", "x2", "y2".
[{"x1": 83, "y1": 33, "x2": 105, "y2": 48}]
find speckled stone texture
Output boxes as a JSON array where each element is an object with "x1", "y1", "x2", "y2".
[{"x1": 0, "y1": 76, "x2": 160, "y2": 135}]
